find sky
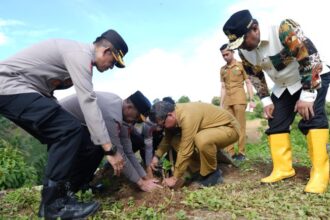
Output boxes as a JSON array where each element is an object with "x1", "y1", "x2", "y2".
[{"x1": 1, "y1": 0, "x2": 329, "y2": 103}]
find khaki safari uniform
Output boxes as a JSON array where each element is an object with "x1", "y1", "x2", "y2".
[
  {"x1": 155, "y1": 102, "x2": 240, "y2": 178},
  {"x1": 220, "y1": 60, "x2": 248, "y2": 156}
]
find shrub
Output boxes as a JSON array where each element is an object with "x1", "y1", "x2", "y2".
[{"x1": 0, "y1": 139, "x2": 37, "y2": 190}]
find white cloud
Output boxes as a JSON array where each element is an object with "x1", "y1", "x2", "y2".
[
  {"x1": 11, "y1": 28, "x2": 59, "y2": 38},
  {"x1": 0, "y1": 18, "x2": 25, "y2": 27},
  {"x1": 0, "y1": 32, "x2": 7, "y2": 45},
  {"x1": 87, "y1": 31, "x2": 226, "y2": 103},
  {"x1": 55, "y1": 0, "x2": 330, "y2": 102},
  {"x1": 0, "y1": 18, "x2": 24, "y2": 46}
]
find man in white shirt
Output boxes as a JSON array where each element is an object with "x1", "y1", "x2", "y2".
[{"x1": 223, "y1": 10, "x2": 330, "y2": 193}]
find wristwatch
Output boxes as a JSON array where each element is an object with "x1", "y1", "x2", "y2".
[{"x1": 104, "y1": 145, "x2": 117, "y2": 156}]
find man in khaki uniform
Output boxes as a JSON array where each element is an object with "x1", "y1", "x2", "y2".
[
  {"x1": 149, "y1": 101, "x2": 240, "y2": 188},
  {"x1": 220, "y1": 43, "x2": 255, "y2": 160}
]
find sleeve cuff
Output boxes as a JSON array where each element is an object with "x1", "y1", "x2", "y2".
[
  {"x1": 155, "y1": 150, "x2": 163, "y2": 158},
  {"x1": 300, "y1": 90, "x2": 317, "y2": 102},
  {"x1": 261, "y1": 96, "x2": 273, "y2": 107}
]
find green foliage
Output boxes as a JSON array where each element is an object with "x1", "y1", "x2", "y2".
[
  {"x1": 0, "y1": 139, "x2": 38, "y2": 190},
  {"x1": 252, "y1": 101, "x2": 263, "y2": 119},
  {"x1": 211, "y1": 96, "x2": 220, "y2": 106},
  {"x1": 75, "y1": 189, "x2": 94, "y2": 202},
  {"x1": 0, "y1": 187, "x2": 40, "y2": 217},
  {"x1": 326, "y1": 102, "x2": 330, "y2": 120},
  {"x1": 182, "y1": 180, "x2": 330, "y2": 219},
  {"x1": 160, "y1": 157, "x2": 172, "y2": 173},
  {"x1": 94, "y1": 199, "x2": 164, "y2": 219},
  {"x1": 127, "y1": 206, "x2": 162, "y2": 219},
  {"x1": 175, "y1": 210, "x2": 187, "y2": 220},
  {"x1": 0, "y1": 116, "x2": 47, "y2": 185},
  {"x1": 177, "y1": 96, "x2": 190, "y2": 103}
]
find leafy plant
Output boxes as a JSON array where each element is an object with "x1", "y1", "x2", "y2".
[
  {"x1": 127, "y1": 206, "x2": 162, "y2": 219},
  {"x1": 0, "y1": 116, "x2": 47, "y2": 185},
  {"x1": 0, "y1": 139, "x2": 37, "y2": 190},
  {"x1": 160, "y1": 156, "x2": 173, "y2": 178},
  {"x1": 175, "y1": 210, "x2": 187, "y2": 220}
]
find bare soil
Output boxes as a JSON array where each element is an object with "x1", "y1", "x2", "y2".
[{"x1": 92, "y1": 160, "x2": 312, "y2": 219}]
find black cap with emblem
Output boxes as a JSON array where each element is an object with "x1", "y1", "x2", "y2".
[
  {"x1": 223, "y1": 10, "x2": 253, "y2": 50},
  {"x1": 95, "y1": 29, "x2": 128, "y2": 68}
]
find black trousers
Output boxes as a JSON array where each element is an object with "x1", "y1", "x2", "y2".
[
  {"x1": 131, "y1": 131, "x2": 146, "y2": 165},
  {"x1": 266, "y1": 72, "x2": 330, "y2": 135},
  {"x1": 0, "y1": 93, "x2": 103, "y2": 188}
]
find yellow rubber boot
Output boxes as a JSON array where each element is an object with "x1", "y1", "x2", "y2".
[
  {"x1": 304, "y1": 129, "x2": 329, "y2": 194},
  {"x1": 261, "y1": 133, "x2": 296, "y2": 183}
]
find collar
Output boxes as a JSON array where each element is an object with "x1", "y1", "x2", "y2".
[
  {"x1": 224, "y1": 59, "x2": 239, "y2": 69},
  {"x1": 174, "y1": 104, "x2": 183, "y2": 128}
]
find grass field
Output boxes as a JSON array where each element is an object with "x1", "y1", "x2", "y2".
[{"x1": 1, "y1": 119, "x2": 330, "y2": 219}]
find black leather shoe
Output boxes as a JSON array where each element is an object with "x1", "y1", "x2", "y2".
[
  {"x1": 45, "y1": 198, "x2": 100, "y2": 220},
  {"x1": 198, "y1": 169, "x2": 224, "y2": 187},
  {"x1": 235, "y1": 153, "x2": 246, "y2": 161},
  {"x1": 39, "y1": 186, "x2": 100, "y2": 220}
]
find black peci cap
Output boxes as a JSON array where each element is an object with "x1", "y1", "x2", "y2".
[
  {"x1": 129, "y1": 90, "x2": 151, "y2": 121},
  {"x1": 95, "y1": 29, "x2": 128, "y2": 68},
  {"x1": 223, "y1": 10, "x2": 253, "y2": 50}
]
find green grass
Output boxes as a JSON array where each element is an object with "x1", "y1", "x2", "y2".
[
  {"x1": 182, "y1": 180, "x2": 330, "y2": 219},
  {"x1": 1, "y1": 116, "x2": 330, "y2": 219},
  {"x1": 0, "y1": 187, "x2": 40, "y2": 219}
]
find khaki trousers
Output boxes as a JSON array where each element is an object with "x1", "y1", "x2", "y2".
[
  {"x1": 224, "y1": 104, "x2": 246, "y2": 156},
  {"x1": 193, "y1": 126, "x2": 238, "y2": 176}
]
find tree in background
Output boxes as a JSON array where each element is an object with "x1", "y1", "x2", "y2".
[
  {"x1": 211, "y1": 96, "x2": 220, "y2": 106},
  {"x1": 177, "y1": 96, "x2": 190, "y2": 103}
]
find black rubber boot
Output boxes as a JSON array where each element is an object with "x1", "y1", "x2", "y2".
[{"x1": 38, "y1": 182, "x2": 100, "y2": 219}]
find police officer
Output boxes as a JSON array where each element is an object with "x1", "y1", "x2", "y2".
[
  {"x1": 0, "y1": 29, "x2": 128, "y2": 218},
  {"x1": 60, "y1": 91, "x2": 162, "y2": 192}
]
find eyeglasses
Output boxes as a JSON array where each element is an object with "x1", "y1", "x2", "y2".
[{"x1": 157, "y1": 114, "x2": 169, "y2": 129}]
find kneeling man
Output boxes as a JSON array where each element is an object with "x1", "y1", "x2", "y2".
[{"x1": 149, "y1": 101, "x2": 240, "y2": 188}]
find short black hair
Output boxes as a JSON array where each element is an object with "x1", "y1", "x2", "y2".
[
  {"x1": 220, "y1": 43, "x2": 228, "y2": 51},
  {"x1": 220, "y1": 44, "x2": 234, "y2": 52},
  {"x1": 162, "y1": 96, "x2": 175, "y2": 104}
]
